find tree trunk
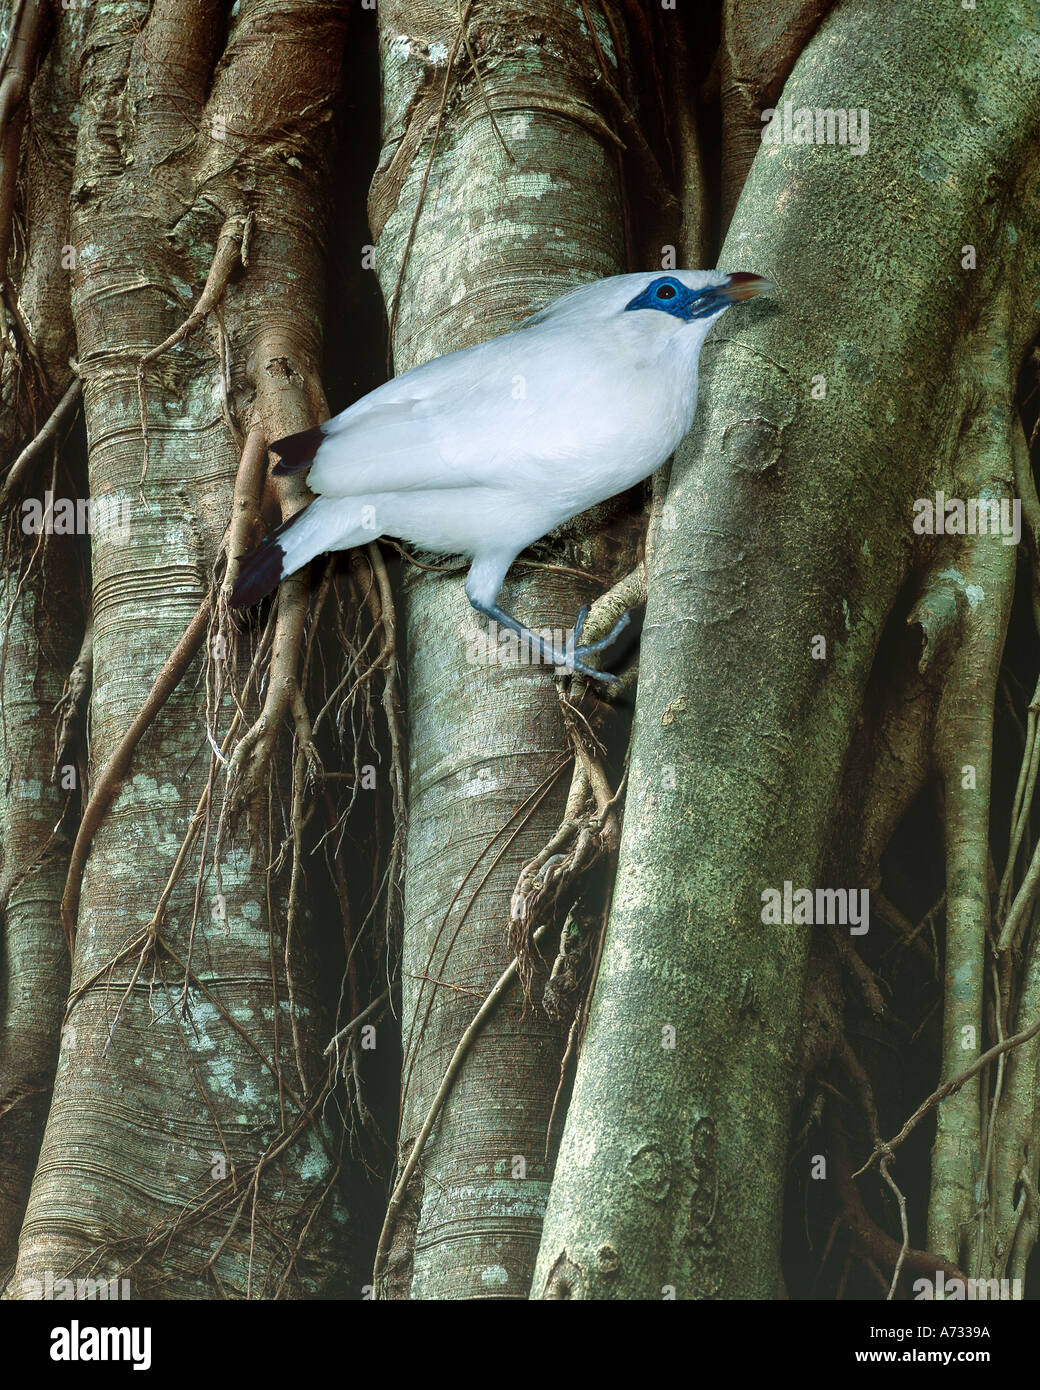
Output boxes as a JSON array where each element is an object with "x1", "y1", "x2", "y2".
[
  {"x1": 9, "y1": 0, "x2": 360, "y2": 1299},
  {"x1": 534, "y1": 0, "x2": 1040, "y2": 1297},
  {"x1": 370, "y1": 0, "x2": 645, "y2": 1300},
  {"x1": 0, "y1": 0, "x2": 83, "y2": 1271}
]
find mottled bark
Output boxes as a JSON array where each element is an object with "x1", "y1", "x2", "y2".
[
  {"x1": 717, "y1": 0, "x2": 836, "y2": 226},
  {"x1": 0, "y1": 1, "x2": 85, "y2": 1269},
  {"x1": 9, "y1": 0, "x2": 357, "y2": 1299}
]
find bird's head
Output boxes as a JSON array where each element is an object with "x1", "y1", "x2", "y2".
[
  {"x1": 514, "y1": 269, "x2": 774, "y2": 341},
  {"x1": 623, "y1": 270, "x2": 774, "y2": 323}
]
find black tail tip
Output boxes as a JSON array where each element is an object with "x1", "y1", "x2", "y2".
[
  {"x1": 270, "y1": 425, "x2": 325, "y2": 476},
  {"x1": 228, "y1": 539, "x2": 285, "y2": 609}
]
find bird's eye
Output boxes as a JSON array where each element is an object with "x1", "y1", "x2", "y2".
[{"x1": 655, "y1": 283, "x2": 677, "y2": 300}]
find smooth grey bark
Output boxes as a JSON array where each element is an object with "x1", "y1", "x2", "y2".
[{"x1": 535, "y1": 0, "x2": 1040, "y2": 1297}]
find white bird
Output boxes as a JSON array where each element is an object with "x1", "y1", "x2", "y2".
[{"x1": 230, "y1": 269, "x2": 773, "y2": 683}]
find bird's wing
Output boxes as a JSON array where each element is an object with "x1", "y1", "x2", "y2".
[
  {"x1": 304, "y1": 400, "x2": 468, "y2": 496},
  {"x1": 300, "y1": 335, "x2": 518, "y2": 497},
  {"x1": 304, "y1": 308, "x2": 679, "y2": 502},
  {"x1": 305, "y1": 327, "x2": 607, "y2": 498}
]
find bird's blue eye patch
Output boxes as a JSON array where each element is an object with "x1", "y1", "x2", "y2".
[{"x1": 624, "y1": 275, "x2": 726, "y2": 321}]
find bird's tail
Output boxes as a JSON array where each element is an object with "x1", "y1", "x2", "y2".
[{"x1": 228, "y1": 497, "x2": 373, "y2": 608}]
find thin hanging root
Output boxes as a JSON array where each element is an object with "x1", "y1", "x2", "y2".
[
  {"x1": 854, "y1": 1012, "x2": 1040, "y2": 1179},
  {"x1": 365, "y1": 542, "x2": 406, "y2": 825},
  {"x1": 290, "y1": 681, "x2": 321, "y2": 777},
  {"x1": 60, "y1": 598, "x2": 212, "y2": 950},
  {"x1": 219, "y1": 568, "x2": 310, "y2": 841},
  {"x1": 382, "y1": 0, "x2": 477, "y2": 356},
  {"x1": 137, "y1": 212, "x2": 254, "y2": 493},
  {"x1": 397, "y1": 760, "x2": 570, "y2": 1119},
  {"x1": 0, "y1": 373, "x2": 81, "y2": 511},
  {"x1": 999, "y1": 673, "x2": 1040, "y2": 931},
  {"x1": 508, "y1": 663, "x2": 627, "y2": 996},
  {"x1": 102, "y1": 920, "x2": 161, "y2": 1059},
  {"x1": 837, "y1": 1040, "x2": 913, "y2": 1299},
  {"x1": 283, "y1": 680, "x2": 322, "y2": 1092},
  {"x1": 544, "y1": 1006, "x2": 582, "y2": 1160},
  {"x1": 372, "y1": 921, "x2": 552, "y2": 1297},
  {"x1": 58, "y1": 431, "x2": 269, "y2": 948},
  {"x1": 1000, "y1": 702, "x2": 1040, "y2": 948},
  {"x1": 359, "y1": 542, "x2": 407, "y2": 976},
  {"x1": 150, "y1": 686, "x2": 262, "y2": 966},
  {"x1": 512, "y1": 760, "x2": 593, "y2": 905},
  {"x1": 3, "y1": 278, "x2": 46, "y2": 386},
  {"x1": 320, "y1": 781, "x2": 362, "y2": 1021},
  {"x1": 323, "y1": 990, "x2": 390, "y2": 1061},
  {"x1": 509, "y1": 761, "x2": 596, "y2": 999},
  {"x1": 829, "y1": 1117, "x2": 968, "y2": 1289},
  {"x1": 1000, "y1": 421, "x2": 1040, "y2": 945},
  {"x1": 3, "y1": 280, "x2": 49, "y2": 391}
]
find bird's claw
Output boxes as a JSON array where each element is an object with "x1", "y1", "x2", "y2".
[
  {"x1": 554, "y1": 606, "x2": 632, "y2": 687},
  {"x1": 572, "y1": 606, "x2": 631, "y2": 657},
  {"x1": 555, "y1": 660, "x2": 622, "y2": 688}
]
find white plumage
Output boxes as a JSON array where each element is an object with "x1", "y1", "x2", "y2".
[{"x1": 230, "y1": 268, "x2": 772, "y2": 682}]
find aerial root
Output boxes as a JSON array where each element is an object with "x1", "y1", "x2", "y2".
[
  {"x1": 829, "y1": 1110, "x2": 968, "y2": 1294},
  {"x1": 218, "y1": 569, "x2": 310, "y2": 851},
  {"x1": 137, "y1": 212, "x2": 254, "y2": 494},
  {"x1": 509, "y1": 762, "x2": 597, "y2": 1001},
  {"x1": 56, "y1": 424, "x2": 276, "y2": 947},
  {"x1": 561, "y1": 560, "x2": 645, "y2": 699},
  {"x1": 220, "y1": 426, "x2": 267, "y2": 603},
  {"x1": 0, "y1": 372, "x2": 82, "y2": 511},
  {"x1": 854, "y1": 1012, "x2": 1040, "y2": 1182},
  {"x1": 506, "y1": 566, "x2": 642, "y2": 999},
  {"x1": 60, "y1": 598, "x2": 212, "y2": 950},
  {"x1": 509, "y1": 678, "x2": 626, "y2": 1003}
]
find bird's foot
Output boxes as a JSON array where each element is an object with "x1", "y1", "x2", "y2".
[
  {"x1": 476, "y1": 600, "x2": 628, "y2": 689},
  {"x1": 557, "y1": 658, "x2": 622, "y2": 688},
  {"x1": 554, "y1": 606, "x2": 632, "y2": 686}
]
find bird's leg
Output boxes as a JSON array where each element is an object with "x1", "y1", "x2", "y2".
[{"x1": 477, "y1": 603, "x2": 621, "y2": 687}]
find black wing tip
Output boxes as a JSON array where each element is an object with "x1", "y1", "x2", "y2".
[
  {"x1": 270, "y1": 425, "x2": 325, "y2": 476},
  {"x1": 228, "y1": 539, "x2": 285, "y2": 609}
]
